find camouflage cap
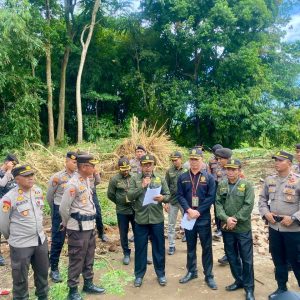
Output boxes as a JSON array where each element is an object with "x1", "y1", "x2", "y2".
[
  {"x1": 189, "y1": 148, "x2": 203, "y2": 159},
  {"x1": 140, "y1": 154, "x2": 155, "y2": 164},
  {"x1": 170, "y1": 151, "x2": 182, "y2": 160},
  {"x1": 12, "y1": 164, "x2": 35, "y2": 177},
  {"x1": 225, "y1": 159, "x2": 242, "y2": 169},
  {"x1": 272, "y1": 150, "x2": 293, "y2": 162},
  {"x1": 118, "y1": 157, "x2": 131, "y2": 171},
  {"x1": 215, "y1": 148, "x2": 232, "y2": 159}
]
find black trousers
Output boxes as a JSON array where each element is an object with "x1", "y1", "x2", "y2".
[
  {"x1": 185, "y1": 221, "x2": 214, "y2": 278},
  {"x1": 50, "y1": 203, "x2": 66, "y2": 270},
  {"x1": 117, "y1": 213, "x2": 135, "y2": 255},
  {"x1": 67, "y1": 229, "x2": 96, "y2": 288},
  {"x1": 223, "y1": 230, "x2": 254, "y2": 291},
  {"x1": 92, "y1": 188, "x2": 104, "y2": 236},
  {"x1": 213, "y1": 183, "x2": 221, "y2": 231},
  {"x1": 10, "y1": 239, "x2": 49, "y2": 300},
  {"x1": 269, "y1": 227, "x2": 300, "y2": 288},
  {"x1": 134, "y1": 222, "x2": 165, "y2": 278}
]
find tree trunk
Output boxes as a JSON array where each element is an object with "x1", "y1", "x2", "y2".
[
  {"x1": 76, "y1": 0, "x2": 101, "y2": 143},
  {"x1": 56, "y1": 46, "x2": 70, "y2": 142},
  {"x1": 45, "y1": 0, "x2": 55, "y2": 147}
]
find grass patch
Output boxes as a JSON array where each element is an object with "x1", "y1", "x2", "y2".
[
  {"x1": 100, "y1": 269, "x2": 134, "y2": 296},
  {"x1": 48, "y1": 263, "x2": 70, "y2": 300}
]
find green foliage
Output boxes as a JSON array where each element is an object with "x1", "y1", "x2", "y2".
[
  {"x1": 48, "y1": 264, "x2": 69, "y2": 300},
  {"x1": 97, "y1": 187, "x2": 117, "y2": 226},
  {"x1": 100, "y1": 269, "x2": 133, "y2": 296}
]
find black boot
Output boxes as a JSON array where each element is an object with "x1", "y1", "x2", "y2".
[
  {"x1": 82, "y1": 279, "x2": 105, "y2": 294},
  {"x1": 50, "y1": 269, "x2": 63, "y2": 283},
  {"x1": 67, "y1": 287, "x2": 83, "y2": 300},
  {"x1": 245, "y1": 289, "x2": 255, "y2": 300}
]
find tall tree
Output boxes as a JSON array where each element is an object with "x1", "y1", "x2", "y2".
[{"x1": 76, "y1": 0, "x2": 101, "y2": 143}]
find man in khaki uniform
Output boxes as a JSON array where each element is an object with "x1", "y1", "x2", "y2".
[
  {"x1": 46, "y1": 151, "x2": 77, "y2": 283},
  {"x1": 259, "y1": 151, "x2": 300, "y2": 299},
  {"x1": 107, "y1": 157, "x2": 135, "y2": 265},
  {"x1": 128, "y1": 154, "x2": 170, "y2": 287},
  {"x1": 0, "y1": 153, "x2": 19, "y2": 266},
  {"x1": 60, "y1": 154, "x2": 105, "y2": 300},
  {"x1": 0, "y1": 164, "x2": 49, "y2": 300},
  {"x1": 165, "y1": 151, "x2": 187, "y2": 255}
]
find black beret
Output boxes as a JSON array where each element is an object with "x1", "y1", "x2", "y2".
[
  {"x1": 272, "y1": 150, "x2": 293, "y2": 162},
  {"x1": 212, "y1": 144, "x2": 223, "y2": 154},
  {"x1": 135, "y1": 145, "x2": 146, "y2": 152},
  {"x1": 66, "y1": 152, "x2": 77, "y2": 160},
  {"x1": 77, "y1": 154, "x2": 99, "y2": 165},
  {"x1": 12, "y1": 164, "x2": 34, "y2": 177},
  {"x1": 215, "y1": 148, "x2": 232, "y2": 159},
  {"x1": 118, "y1": 157, "x2": 131, "y2": 170},
  {"x1": 296, "y1": 144, "x2": 300, "y2": 150},
  {"x1": 5, "y1": 154, "x2": 19, "y2": 164}
]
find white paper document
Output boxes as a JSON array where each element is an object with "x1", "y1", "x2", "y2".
[
  {"x1": 142, "y1": 187, "x2": 162, "y2": 206},
  {"x1": 181, "y1": 213, "x2": 196, "y2": 230}
]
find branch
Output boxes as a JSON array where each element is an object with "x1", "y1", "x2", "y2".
[{"x1": 80, "y1": 24, "x2": 89, "y2": 47}]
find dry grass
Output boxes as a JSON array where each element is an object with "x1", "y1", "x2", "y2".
[{"x1": 19, "y1": 117, "x2": 181, "y2": 186}]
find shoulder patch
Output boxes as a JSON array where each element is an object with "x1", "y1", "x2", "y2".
[{"x1": 2, "y1": 200, "x2": 11, "y2": 212}]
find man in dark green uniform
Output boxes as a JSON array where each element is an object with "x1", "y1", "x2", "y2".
[
  {"x1": 216, "y1": 159, "x2": 255, "y2": 300},
  {"x1": 165, "y1": 151, "x2": 187, "y2": 255},
  {"x1": 107, "y1": 157, "x2": 135, "y2": 265},
  {"x1": 128, "y1": 154, "x2": 170, "y2": 287}
]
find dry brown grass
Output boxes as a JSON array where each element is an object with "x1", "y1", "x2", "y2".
[{"x1": 19, "y1": 117, "x2": 181, "y2": 186}]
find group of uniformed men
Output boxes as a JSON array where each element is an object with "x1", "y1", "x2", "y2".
[{"x1": 0, "y1": 143, "x2": 299, "y2": 300}]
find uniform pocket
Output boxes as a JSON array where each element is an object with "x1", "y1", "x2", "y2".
[
  {"x1": 16, "y1": 202, "x2": 31, "y2": 217},
  {"x1": 68, "y1": 238, "x2": 83, "y2": 255},
  {"x1": 283, "y1": 187, "x2": 296, "y2": 203}
]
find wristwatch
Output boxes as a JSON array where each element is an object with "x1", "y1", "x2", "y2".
[{"x1": 291, "y1": 216, "x2": 297, "y2": 222}]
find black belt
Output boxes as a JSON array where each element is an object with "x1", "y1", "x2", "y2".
[{"x1": 70, "y1": 212, "x2": 96, "y2": 231}]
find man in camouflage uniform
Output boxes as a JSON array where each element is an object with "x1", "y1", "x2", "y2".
[
  {"x1": 0, "y1": 165, "x2": 49, "y2": 300},
  {"x1": 0, "y1": 153, "x2": 19, "y2": 266},
  {"x1": 128, "y1": 154, "x2": 170, "y2": 287},
  {"x1": 46, "y1": 151, "x2": 77, "y2": 282},
  {"x1": 259, "y1": 151, "x2": 300, "y2": 300},
  {"x1": 107, "y1": 157, "x2": 134, "y2": 265},
  {"x1": 129, "y1": 145, "x2": 146, "y2": 174},
  {"x1": 165, "y1": 151, "x2": 188, "y2": 255},
  {"x1": 216, "y1": 159, "x2": 255, "y2": 300},
  {"x1": 292, "y1": 144, "x2": 300, "y2": 174},
  {"x1": 60, "y1": 154, "x2": 105, "y2": 300}
]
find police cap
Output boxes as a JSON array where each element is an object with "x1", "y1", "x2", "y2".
[
  {"x1": 5, "y1": 154, "x2": 19, "y2": 165},
  {"x1": 12, "y1": 164, "x2": 35, "y2": 177},
  {"x1": 77, "y1": 154, "x2": 99, "y2": 165},
  {"x1": 140, "y1": 154, "x2": 155, "y2": 164},
  {"x1": 225, "y1": 159, "x2": 242, "y2": 169},
  {"x1": 272, "y1": 151, "x2": 293, "y2": 162},
  {"x1": 189, "y1": 148, "x2": 203, "y2": 159},
  {"x1": 66, "y1": 151, "x2": 77, "y2": 160},
  {"x1": 170, "y1": 151, "x2": 182, "y2": 160}
]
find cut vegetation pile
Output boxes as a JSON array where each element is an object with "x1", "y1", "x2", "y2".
[{"x1": 19, "y1": 116, "x2": 180, "y2": 186}]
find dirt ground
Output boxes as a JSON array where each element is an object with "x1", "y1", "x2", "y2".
[{"x1": 0, "y1": 157, "x2": 300, "y2": 299}]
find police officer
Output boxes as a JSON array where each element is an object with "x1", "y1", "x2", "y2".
[
  {"x1": 129, "y1": 145, "x2": 146, "y2": 174},
  {"x1": 214, "y1": 147, "x2": 233, "y2": 264},
  {"x1": 259, "y1": 151, "x2": 300, "y2": 299},
  {"x1": 165, "y1": 151, "x2": 187, "y2": 255},
  {"x1": 128, "y1": 154, "x2": 170, "y2": 287},
  {"x1": 60, "y1": 154, "x2": 105, "y2": 300},
  {"x1": 0, "y1": 164, "x2": 49, "y2": 300},
  {"x1": 107, "y1": 157, "x2": 135, "y2": 265},
  {"x1": 177, "y1": 148, "x2": 217, "y2": 290},
  {"x1": 216, "y1": 159, "x2": 255, "y2": 300},
  {"x1": 0, "y1": 153, "x2": 19, "y2": 266},
  {"x1": 46, "y1": 151, "x2": 77, "y2": 283},
  {"x1": 292, "y1": 144, "x2": 300, "y2": 174}
]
